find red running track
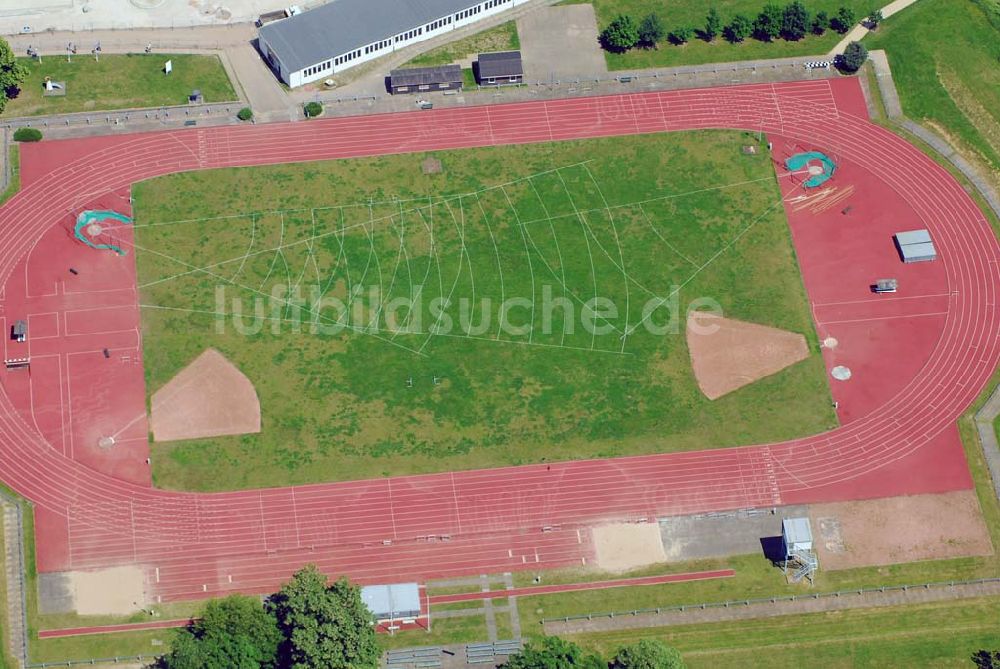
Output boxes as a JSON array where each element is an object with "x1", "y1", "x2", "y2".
[{"x1": 0, "y1": 78, "x2": 996, "y2": 603}]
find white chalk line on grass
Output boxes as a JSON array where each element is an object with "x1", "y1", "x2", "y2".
[
  {"x1": 581, "y1": 164, "x2": 631, "y2": 354},
  {"x1": 625, "y1": 196, "x2": 788, "y2": 336},
  {"x1": 122, "y1": 233, "x2": 429, "y2": 357},
  {"x1": 136, "y1": 173, "x2": 780, "y2": 291}
]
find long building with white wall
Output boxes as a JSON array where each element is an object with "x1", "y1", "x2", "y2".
[{"x1": 258, "y1": 0, "x2": 527, "y2": 88}]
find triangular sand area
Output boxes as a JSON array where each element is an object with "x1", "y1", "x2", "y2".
[
  {"x1": 686, "y1": 312, "x2": 809, "y2": 400},
  {"x1": 150, "y1": 348, "x2": 261, "y2": 442}
]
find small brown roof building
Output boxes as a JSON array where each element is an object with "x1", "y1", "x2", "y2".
[
  {"x1": 389, "y1": 64, "x2": 463, "y2": 94},
  {"x1": 477, "y1": 50, "x2": 523, "y2": 84}
]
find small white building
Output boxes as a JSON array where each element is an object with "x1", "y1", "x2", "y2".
[
  {"x1": 360, "y1": 582, "x2": 422, "y2": 622},
  {"x1": 258, "y1": 0, "x2": 528, "y2": 88}
]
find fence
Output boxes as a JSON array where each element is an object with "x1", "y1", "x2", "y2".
[
  {"x1": 0, "y1": 102, "x2": 244, "y2": 132},
  {"x1": 28, "y1": 655, "x2": 159, "y2": 668},
  {"x1": 540, "y1": 577, "x2": 1000, "y2": 624}
]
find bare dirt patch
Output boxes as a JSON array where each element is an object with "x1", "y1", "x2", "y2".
[
  {"x1": 150, "y1": 348, "x2": 261, "y2": 442},
  {"x1": 686, "y1": 312, "x2": 809, "y2": 400},
  {"x1": 592, "y1": 523, "x2": 666, "y2": 572},
  {"x1": 70, "y1": 566, "x2": 146, "y2": 615},
  {"x1": 810, "y1": 490, "x2": 994, "y2": 570}
]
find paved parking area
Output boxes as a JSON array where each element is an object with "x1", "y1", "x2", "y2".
[{"x1": 517, "y1": 5, "x2": 607, "y2": 82}]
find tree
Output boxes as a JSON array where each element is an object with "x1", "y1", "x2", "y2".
[
  {"x1": 669, "y1": 25, "x2": 694, "y2": 44},
  {"x1": 12, "y1": 127, "x2": 42, "y2": 142},
  {"x1": 501, "y1": 636, "x2": 605, "y2": 669},
  {"x1": 237, "y1": 107, "x2": 253, "y2": 121},
  {"x1": 0, "y1": 37, "x2": 27, "y2": 114},
  {"x1": 724, "y1": 14, "x2": 753, "y2": 42},
  {"x1": 303, "y1": 101, "x2": 323, "y2": 118},
  {"x1": 867, "y1": 7, "x2": 884, "y2": 28},
  {"x1": 266, "y1": 565, "x2": 379, "y2": 669},
  {"x1": 832, "y1": 5, "x2": 856, "y2": 33},
  {"x1": 781, "y1": 1, "x2": 810, "y2": 40},
  {"x1": 157, "y1": 595, "x2": 281, "y2": 669},
  {"x1": 837, "y1": 40, "x2": 868, "y2": 72},
  {"x1": 704, "y1": 8, "x2": 722, "y2": 41},
  {"x1": 600, "y1": 14, "x2": 640, "y2": 52},
  {"x1": 638, "y1": 13, "x2": 665, "y2": 47},
  {"x1": 972, "y1": 650, "x2": 1000, "y2": 669},
  {"x1": 611, "y1": 639, "x2": 685, "y2": 669},
  {"x1": 753, "y1": 4, "x2": 784, "y2": 41},
  {"x1": 811, "y1": 10, "x2": 829, "y2": 34}
]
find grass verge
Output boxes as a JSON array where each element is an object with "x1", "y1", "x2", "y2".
[
  {"x1": 865, "y1": 0, "x2": 1000, "y2": 189},
  {"x1": 565, "y1": 0, "x2": 874, "y2": 70},
  {"x1": 0, "y1": 144, "x2": 19, "y2": 207},
  {"x1": 4, "y1": 54, "x2": 237, "y2": 117},
  {"x1": 404, "y1": 21, "x2": 520, "y2": 67}
]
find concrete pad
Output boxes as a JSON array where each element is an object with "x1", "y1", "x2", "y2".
[
  {"x1": 517, "y1": 5, "x2": 606, "y2": 82},
  {"x1": 660, "y1": 507, "x2": 808, "y2": 561},
  {"x1": 37, "y1": 572, "x2": 74, "y2": 614}
]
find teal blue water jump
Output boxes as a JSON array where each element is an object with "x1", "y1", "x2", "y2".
[
  {"x1": 74, "y1": 210, "x2": 133, "y2": 255},
  {"x1": 784, "y1": 151, "x2": 836, "y2": 188}
]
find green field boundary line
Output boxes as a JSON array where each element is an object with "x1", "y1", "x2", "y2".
[{"x1": 540, "y1": 577, "x2": 1000, "y2": 626}]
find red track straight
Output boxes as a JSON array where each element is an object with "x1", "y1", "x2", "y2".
[
  {"x1": 427, "y1": 570, "x2": 736, "y2": 604},
  {"x1": 38, "y1": 619, "x2": 191, "y2": 639},
  {"x1": 0, "y1": 78, "x2": 996, "y2": 603}
]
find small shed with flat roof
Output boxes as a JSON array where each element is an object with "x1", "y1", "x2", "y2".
[
  {"x1": 389, "y1": 64, "x2": 463, "y2": 94},
  {"x1": 361, "y1": 582, "x2": 422, "y2": 621},
  {"x1": 894, "y1": 229, "x2": 938, "y2": 263},
  {"x1": 476, "y1": 50, "x2": 523, "y2": 84}
]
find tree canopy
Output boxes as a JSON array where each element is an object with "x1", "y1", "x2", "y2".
[
  {"x1": 837, "y1": 40, "x2": 868, "y2": 72},
  {"x1": 725, "y1": 14, "x2": 754, "y2": 42},
  {"x1": 833, "y1": 5, "x2": 856, "y2": 33},
  {"x1": 638, "y1": 14, "x2": 666, "y2": 47},
  {"x1": 0, "y1": 37, "x2": 28, "y2": 114},
  {"x1": 753, "y1": 4, "x2": 784, "y2": 41},
  {"x1": 157, "y1": 595, "x2": 281, "y2": 669},
  {"x1": 266, "y1": 565, "x2": 379, "y2": 669},
  {"x1": 704, "y1": 8, "x2": 722, "y2": 40},
  {"x1": 781, "y1": 1, "x2": 811, "y2": 40},
  {"x1": 501, "y1": 637, "x2": 606, "y2": 669},
  {"x1": 610, "y1": 639, "x2": 685, "y2": 669},
  {"x1": 600, "y1": 14, "x2": 640, "y2": 51},
  {"x1": 669, "y1": 25, "x2": 694, "y2": 44},
  {"x1": 811, "y1": 10, "x2": 829, "y2": 34}
]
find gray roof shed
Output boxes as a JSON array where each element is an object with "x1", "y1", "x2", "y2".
[
  {"x1": 260, "y1": 0, "x2": 484, "y2": 73},
  {"x1": 361, "y1": 582, "x2": 421, "y2": 620},
  {"x1": 390, "y1": 64, "x2": 463, "y2": 87},
  {"x1": 477, "y1": 50, "x2": 523, "y2": 79},
  {"x1": 782, "y1": 517, "x2": 813, "y2": 552}
]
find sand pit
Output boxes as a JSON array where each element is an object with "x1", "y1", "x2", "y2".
[
  {"x1": 150, "y1": 348, "x2": 261, "y2": 442},
  {"x1": 686, "y1": 312, "x2": 809, "y2": 400},
  {"x1": 810, "y1": 490, "x2": 994, "y2": 570},
  {"x1": 70, "y1": 566, "x2": 146, "y2": 615},
  {"x1": 592, "y1": 523, "x2": 667, "y2": 572}
]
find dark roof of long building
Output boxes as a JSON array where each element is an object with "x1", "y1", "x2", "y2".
[
  {"x1": 390, "y1": 64, "x2": 463, "y2": 87},
  {"x1": 260, "y1": 0, "x2": 484, "y2": 73},
  {"x1": 477, "y1": 50, "x2": 522, "y2": 78}
]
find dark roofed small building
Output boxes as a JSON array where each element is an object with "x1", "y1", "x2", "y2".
[
  {"x1": 389, "y1": 64, "x2": 463, "y2": 94},
  {"x1": 476, "y1": 50, "x2": 523, "y2": 84}
]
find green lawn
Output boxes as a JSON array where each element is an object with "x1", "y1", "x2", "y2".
[
  {"x1": 133, "y1": 130, "x2": 834, "y2": 491},
  {"x1": 564, "y1": 0, "x2": 875, "y2": 70},
  {"x1": 865, "y1": 0, "x2": 1000, "y2": 185},
  {"x1": 0, "y1": 145, "x2": 18, "y2": 207},
  {"x1": 3, "y1": 54, "x2": 237, "y2": 117},
  {"x1": 570, "y1": 597, "x2": 1000, "y2": 668},
  {"x1": 404, "y1": 21, "x2": 520, "y2": 67}
]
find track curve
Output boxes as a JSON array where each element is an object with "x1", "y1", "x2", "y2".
[{"x1": 0, "y1": 79, "x2": 997, "y2": 599}]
